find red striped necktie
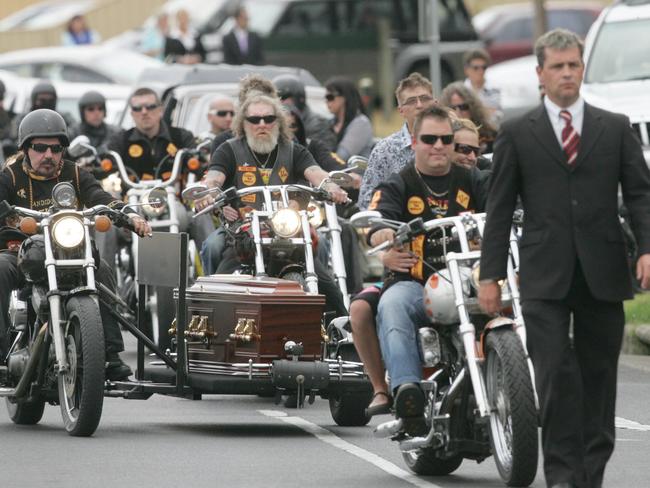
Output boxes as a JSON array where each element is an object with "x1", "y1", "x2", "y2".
[{"x1": 560, "y1": 109, "x2": 580, "y2": 166}]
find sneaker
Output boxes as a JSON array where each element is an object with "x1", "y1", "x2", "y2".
[{"x1": 105, "y1": 352, "x2": 133, "y2": 381}]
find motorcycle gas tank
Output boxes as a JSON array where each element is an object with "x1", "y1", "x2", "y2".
[
  {"x1": 423, "y1": 267, "x2": 472, "y2": 325},
  {"x1": 183, "y1": 275, "x2": 325, "y2": 370}
]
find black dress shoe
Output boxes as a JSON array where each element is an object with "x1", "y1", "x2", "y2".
[
  {"x1": 105, "y1": 353, "x2": 132, "y2": 381},
  {"x1": 394, "y1": 383, "x2": 427, "y2": 436}
]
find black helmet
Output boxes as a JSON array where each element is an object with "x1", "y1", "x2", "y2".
[
  {"x1": 0, "y1": 79, "x2": 5, "y2": 100},
  {"x1": 78, "y1": 90, "x2": 106, "y2": 120},
  {"x1": 30, "y1": 81, "x2": 57, "y2": 110},
  {"x1": 18, "y1": 109, "x2": 70, "y2": 149},
  {"x1": 272, "y1": 74, "x2": 306, "y2": 111},
  {"x1": 17, "y1": 235, "x2": 47, "y2": 283}
]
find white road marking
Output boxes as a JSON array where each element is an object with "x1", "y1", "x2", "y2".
[
  {"x1": 616, "y1": 417, "x2": 650, "y2": 432},
  {"x1": 259, "y1": 410, "x2": 443, "y2": 488}
]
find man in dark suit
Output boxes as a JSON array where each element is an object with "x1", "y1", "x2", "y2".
[
  {"x1": 222, "y1": 6, "x2": 265, "y2": 65},
  {"x1": 479, "y1": 28, "x2": 650, "y2": 488}
]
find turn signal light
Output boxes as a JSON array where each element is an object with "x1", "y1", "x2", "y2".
[
  {"x1": 94, "y1": 215, "x2": 112, "y2": 233},
  {"x1": 100, "y1": 159, "x2": 113, "y2": 172},
  {"x1": 187, "y1": 157, "x2": 200, "y2": 171},
  {"x1": 19, "y1": 217, "x2": 38, "y2": 235}
]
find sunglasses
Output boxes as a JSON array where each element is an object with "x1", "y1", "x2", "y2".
[
  {"x1": 419, "y1": 134, "x2": 454, "y2": 145},
  {"x1": 131, "y1": 103, "x2": 160, "y2": 112},
  {"x1": 85, "y1": 105, "x2": 105, "y2": 112},
  {"x1": 450, "y1": 103, "x2": 470, "y2": 112},
  {"x1": 210, "y1": 109, "x2": 235, "y2": 117},
  {"x1": 455, "y1": 143, "x2": 480, "y2": 156},
  {"x1": 325, "y1": 93, "x2": 340, "y2": 102},
  {"x1": 279, "y1": 93, "x2": 292, "y2": 101},
  {"x1": 29, "y1": 143, "x2": 64, "y2": 154},
  {"x1": 469, "y1": 64, "x2": 487, "y2": 71},
  {"x1": 245, "y1": 115, "x2": 277, "y2": 125},
  {"x1": 401, "y1": 94, "x2": 434, "y2": 106},
  {"x1": 289, "y1": 123, "x2": 298, "y2": 130}
]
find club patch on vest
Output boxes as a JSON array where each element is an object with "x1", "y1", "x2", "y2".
[
  {"x1": 407, "y1": 196, "x2": 425, "y2": 215},
  {"x1": 242, "y1": 172, "x2": 257, "y2": 186},
  {"x1": 260, "y1": 169, "x2": 272, "y2": 185},
  {"x1": 278, "y1": 166, "x2": 289, "y2": 182},
  {"x1": 166, "y1": 143, "x2": 178, "y2": 157},
  {"x1": 368, "y1": 190, "x2": 381, "y2": 210},
  {"x1": 238, "y1": 165, "x2": 256, "y2": 172},
  {"x1": 241, "y1": 194, "x2": 256, "y2": 203},
  {"x1": 128, "y1": 144, "x2": 143, "y2": 158},
  {"x1": 456, "y1": 189, "x2": 470, "y2": 209},
  {"x1": 17, "y1": 188, "x2": 26, "y2": 199}
]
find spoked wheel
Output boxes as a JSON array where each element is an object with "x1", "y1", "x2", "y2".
[
  {"x1": 280, "y1": 271, "x2": 307, "y2": 290},
  {"x1": 59, "y1": 296, "x2": 105, "y2": 437},
  {"x1": 485, "y1": 329, "x2": 538, "y2": 486},
  {"x1": 402, "y1": 449, "x2": 463, "y2": 476}
]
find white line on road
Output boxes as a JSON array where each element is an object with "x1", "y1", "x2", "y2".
[
  {"x1": 616, "y1": 417, "x2": 650, "y2": 432},
  {"x1": 259, "y1": 410, "x2": 442, "y2": 488}
]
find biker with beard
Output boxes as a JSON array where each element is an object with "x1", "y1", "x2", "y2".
[
  {"x1": 366, "y1": 106, "x2": 490, "y2": 434},
  {"x1": 0, "y1": 109, "x2": 151, "y2": 380},
  {"x1": 68, "y1": 90, "x2": 119, "y2": 152},
  {"x1": 196, "y1": 92, "x2": 350, "y2": 317}
]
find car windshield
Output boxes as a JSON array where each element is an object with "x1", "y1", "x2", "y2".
[
  {"x1": 585, "y1": 18, "x2": 650, "y2": 83},
  {"x1": 96, "y1": 51, "x2": 163, "y2": 85}
]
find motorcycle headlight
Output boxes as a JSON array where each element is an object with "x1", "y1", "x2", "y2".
[
  {"x1": 52, "y1": 182, "x2": 77, "y2": 209},
  {"x1": 470, "y1": 262, "x2": 507, "y2": 292},
  {"x1": 270, "y1": 208, "x2": 301, "y2": 238},
  {"x1": 51, "y1": 216, "x2": 85, "y2": 249},
  {"x1": 306, "y1": 200, "x2": 324, "y2": 228},
  {"x1": 141, "y1": 191, "x2": 166, "y2": 217}
]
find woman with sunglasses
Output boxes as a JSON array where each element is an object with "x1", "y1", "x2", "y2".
[
  {"x1": 324, "y1": 76, "x2": 374, "y2": 161},
  {"x1": 440, "y1": 81, "x2": 497, "y2": 154},
  {"x1": 451, "y1": 117, "x2": 492, "y2": 170}
]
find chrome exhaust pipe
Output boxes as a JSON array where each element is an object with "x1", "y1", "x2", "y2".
[
  {"x1": 12, "y1": 323, "x2": 48, "y2": 399},
  {"x1": 374, "y1": 419, "x2": 403, "y2": 438}
]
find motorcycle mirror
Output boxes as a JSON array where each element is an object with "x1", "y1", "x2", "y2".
[
  {"x1": 350, "y1": 210, "x2": 382, "y2": 229},
  {"x1": 347, "y1": 155, "x2": 368, "y2": 171},
  {"x1": 327, "y1": 171, "x2": 354, "y2": 189},
  {"x1": 182, "y1": 183, "x2": 215, "y2": 201},
  {"x1": 67, "y1": 135, "x2": 95, "y2": 159},
  {"x1": 142, "y1": 187, "x2": 166, "y2": 209}
]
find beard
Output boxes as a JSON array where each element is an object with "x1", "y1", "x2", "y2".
[{"x1": 245, "y1": 125, "x2": 280, "y2": 155}]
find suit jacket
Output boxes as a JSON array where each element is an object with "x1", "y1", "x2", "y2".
[
  {"x1": 222, "y1": 29, "x2": 264, "y2": 65},
  {"x1": 480, "y1": 102, "x2": 650, "y2": 302}
]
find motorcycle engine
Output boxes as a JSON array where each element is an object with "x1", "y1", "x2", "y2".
[{"x1": 7, "y1": 348, "x2": 29, "y2": 383}]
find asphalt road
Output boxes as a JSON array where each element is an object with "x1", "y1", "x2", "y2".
[{"x1": 1, "y1": 337, "x2": 649, "y2": 488}]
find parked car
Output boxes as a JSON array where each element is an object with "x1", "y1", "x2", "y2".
[
  {"x1": 0, "y1": 0, "x2": 98, "y2": 32},
  {"x1": 473, "y1": 1, "x2": 601, "y2": 64},
  {"x1": 582, "y1": 0, "x2": 650, "y2": 166},
  {"x1": 485, "y1": 54, "x2": 539, "y2": 121},
  {"x1": 0, "y1": 46, "x2": 162, "y2": 85},
  {"x1": 119, "y1": 63, "x2": 328, "y2": 133},
  {"x1": 0, "y1": 70, "x2": 130, "y2": 125}
]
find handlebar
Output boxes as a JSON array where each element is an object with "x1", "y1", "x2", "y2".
[{"x1": 107, "y1": 148, "x2": 185, "y2": 190}]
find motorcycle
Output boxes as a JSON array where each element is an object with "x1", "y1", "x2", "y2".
[
  {"x1": 350, "y1": 210, "x2": 539, "y2": 487},
  {"x1": 0, "y1": 184, "x2": 137, "y2": 436}
]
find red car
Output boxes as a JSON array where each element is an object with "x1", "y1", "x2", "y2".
[{"x1": 473, "y1": 1, "x2": 602, "y2": 64}]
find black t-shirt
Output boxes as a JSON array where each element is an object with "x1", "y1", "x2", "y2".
[{"x1": 209, "y1": 140, "x2": 319, "y2": 188}]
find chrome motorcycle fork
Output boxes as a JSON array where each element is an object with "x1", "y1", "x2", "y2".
[
  {"x1": 447, "y1": 256, "x2": 490, "y2": 418},
  {"x1": 251, "y1": 212, "x2": 267, "y2": 276},
  {"x1": 42, "y1": 222, "x2": 68, "y2": 374},
  {"x1": 166, "y1": 188, "x2": 180, "y2": 234},
  {"x1": 300, "y1": 211, "x2": 319, "y2": 294},
  {"x1": 324, "y1": 203, "x2": 349, "y2": 309}
]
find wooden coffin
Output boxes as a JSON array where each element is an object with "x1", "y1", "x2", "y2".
[{"x1": 182, "y1": 274, "x2": 325, "y2": 366}]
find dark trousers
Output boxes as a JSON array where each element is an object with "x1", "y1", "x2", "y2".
[
  {"x1": 0, "y1": 252, "x2": 124, "y2": 359},
  {"x1": 217, "y1": 247, "x2": 348, "y2": 317},
  {"x1": 523, "y1": 263, "x2": 624, "y2": 488}
]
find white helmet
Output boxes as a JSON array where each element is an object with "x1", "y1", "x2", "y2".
[{"x1": 423, "y1": 267, "x2": 472, "y2": 325}]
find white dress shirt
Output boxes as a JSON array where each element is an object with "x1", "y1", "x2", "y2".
[{"x1": 544, "y1": 96, "x2": 585, "y2": 148}]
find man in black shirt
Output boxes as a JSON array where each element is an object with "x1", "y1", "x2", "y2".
[
  {"x1": 366, "y1": 106, "x2": 489, "y2": 432},
  {"x1": 197, "y1": 92, "x2": 349, "y2": 315}
]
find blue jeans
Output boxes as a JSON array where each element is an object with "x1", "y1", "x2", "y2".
[
  {"x1": 200, "y1": 226, "x2": 227, "y2": 276},
  {"x1": 377, "y1": 280, "x2": 428, "y2": 392}
]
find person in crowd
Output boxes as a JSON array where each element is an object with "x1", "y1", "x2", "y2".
[
  {"x1": 107, "y1": 87, "x2": 213, "y2": 254},
  {"x1": 140, "y1": 12, "x2": 169, "y2": 60},
  {"x1": 68, "y1": 90, "x2": 119, "y2": 152},
  {"x1": 368, "y1": 106, "x2": 490, "y2": 432},
  {"x1": 273, "y1": 74, "x2": 337, "y2": 151},
  {"x1": 0, "y1": 109, "x2": 151, "y2": 379},
  {"x1": 164, "y1": 9, "x2": 206, "y2": 64},
  {"x1": 463, "y1": 48, "x2": 502, "y2": 125},
  {"x1": 440, "y1": 81, "x2": 498, "y2": 154},
  {"x1": 478, "y1": 29, "x2": 650, "y2": 488},
  {"x1": 222, "y1": 6, "x2": 265, "y2": 65},
  {"x1": 61, "y1": 14, "x2": 100, "y2": 46},
  {"x1": 451, "y1": 117, "x2": 491, "y2": 170},
  {"x1": 324, "y1": 76, "x2": 374, "y2": 161},
  {"x1": 358, "y1": 72, "x2": 435, "y2": 210},
  {"x1": 10, "y1": 82, "x2": 76, "y2": 144},
  {"x1": 0, "y1": 80, "x2": 11, "y2": 142},
  {"x1": 205, "y1": 96, "x2": 235, "y2": 138},
  {"x1": 196, "y1": 92, "x2": 349, "y2": 316}
]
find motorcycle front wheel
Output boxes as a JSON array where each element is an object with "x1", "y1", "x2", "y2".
[
  {"x1": 485, "y1": 329, "x2": 538, "y2": 487},
  {"x1": 59, "y1": 296, "x2": 106, "y2": 436}
]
